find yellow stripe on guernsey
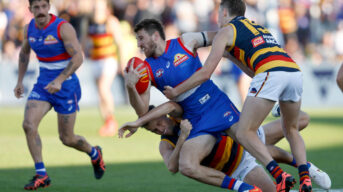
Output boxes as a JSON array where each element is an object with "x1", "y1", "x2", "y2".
[
  {"x1": 161, "y1": 139, "x2": 176, "y2": 148},
  {"x1": 92, "y1": 35, "x2": 114, "y2": 47},
  {"x1": 239, "y1": 49, "x2": 247, "y2": 67},
  {"x1": 255, "y1": 60, "x2": 300, "y2": 74},
  {"x1": 91, "y1": 45, "x2": 117, "y2": 59},
  {"x1": 226, "y1": 24, "x2": 237, "y2": 52},
  {"x1": 215, "y1": 138, "x2": 233, "y2": 170},
  {"x1": 229, "y1": 146, "x2": 244, "y2": 176}
]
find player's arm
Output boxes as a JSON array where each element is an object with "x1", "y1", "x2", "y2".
[
  {"x1": 44, "y1": 23, "x2": 83, "y2": 94},
  {"x1": 164, "y1": 26, "x2": 233, "y2": 99},
  {"x1": 124, "y1": 63, "x2": 151, "y2": 116},
  {"x1": 336, "y1": 63, "x2": 343, "y2": 92},
  {"x1": 159, "y1": 119, "x2": 192, "y2": 173},
  {"x1": 108, "y1": 16, "x2": 126, "y2": 73},
  {"x1": 180, "y1": 31, "x2": 217, "y2": 52},
  {"x1": 223, "y1": 52, "x2": 254, "y2": 77},
  {"x1": 14, "y1": 25, "x2": 31, "y2": 98}
]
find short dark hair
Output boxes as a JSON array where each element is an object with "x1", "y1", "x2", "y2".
[
  {"x1": 29, "y1": 0, "x2": 50, "y2": 6},
  {"x1": 134, "y1": 18, "x2": 166, "y2": 40},
  {"x1": 220, "y1": 0, "x2": 246, "y2": 17}
]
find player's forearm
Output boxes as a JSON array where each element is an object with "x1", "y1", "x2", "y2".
[
  {"x1": 127, "y1": 86, "x2": 149, "y2": 116},
  {"x1": 136, "y1": 102, "x2": 175, "y2": 126},
  {"x1": 174, "y1": 68, "x2": 210, "y2": 96},
  {"x1": 55, "y1": 53, "x2": 83, "y2": 83},
  {"x1": 17, "y1": 50, "x2": 30, "y2": 83},
  {"x1": 166, "y1": 135, "x2": 187, "y2": 173}
]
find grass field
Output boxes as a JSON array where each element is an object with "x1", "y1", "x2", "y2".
[{"x1": 0, "y1": 106, "x2": 342, "y2": 191}]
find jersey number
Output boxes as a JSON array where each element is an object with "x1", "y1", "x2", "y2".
[{"x1": 240, "y1": 19, "x2": 270, "y2": 35}]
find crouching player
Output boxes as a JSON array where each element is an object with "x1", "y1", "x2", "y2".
[{"x1": 119, "y1": 102, "x2": 331, "y2": 191}]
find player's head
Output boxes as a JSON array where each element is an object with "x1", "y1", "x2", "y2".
[
  {"x1": 29, "y1": 0, "x2": 51, "y2": 25},
  {"x1": 142, "y1": 105, "x2": 176, "y2": 136},
  {"x1": 134, "y1": 18, "x2": 166, "y2": 57},
  {"x1": 219, "y1": 0, "x2": 246, "y2": 27},
  {"x1": 93, "y1": 0, "x2": 112, "y2": 20}
]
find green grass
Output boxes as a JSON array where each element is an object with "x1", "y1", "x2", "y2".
[{"x1": 0, "y1": 106, "x2": 342, "y2": 191}]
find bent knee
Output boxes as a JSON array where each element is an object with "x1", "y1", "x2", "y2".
[
  {"x1": 298, "y1": 112, "x2": 310, "y2": 131},
  {"x1": 22, "y1": 120, "x2": 37, "y2": 134},
  {"x1": 59, "y1": 135, "x2": 75, "y2": 146}
]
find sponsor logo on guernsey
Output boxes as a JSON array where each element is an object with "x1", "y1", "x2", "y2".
[
  {"x1": 44, "y1": 35, "x2": 58, "y2": 45},
  {"x1": 156, "y1": 68, "x2": 164, "y2": 78},
  {"x1": 199, "y1": 94, "x2": 210, "y2": 104},
  {"x1": 29, "y1": 91, "x2": 40, "y2": 99},
  {"x1": 29, "y1": 37, "x2": 36, "y2": 43},
  {"x1": 173, "y1": 53, "x2": 189, "y2": 66},
  {"x1": 251, "y1": 36, "x2": 265, "y2": 48},
  {"x1": 250, "y1": 87, "x2": 257, "y2": 94}
]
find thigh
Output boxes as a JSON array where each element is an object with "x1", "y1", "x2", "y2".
[
  {"x1": 24, "y1": 100, "x2": 52, "y2": 127},
  {"x1": 179, "y1": 134, "x2": 216, "y2": 164},
  {"x1": 244, "y1": 166, "x2": 275, "y2": 192},
  {"x1": 58, "y1": 112, "x2": 77, "y2": 137}
]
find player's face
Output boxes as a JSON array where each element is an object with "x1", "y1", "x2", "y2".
[
  {"x1": 146, "y1": 117, "x2": 173, "y2": 136},
  {"x1": 136, "y1": 29, "x2": 157, "y2": 58},
  {"x1": 30, "y1": 0, "x2": 50, "y2": 26}
]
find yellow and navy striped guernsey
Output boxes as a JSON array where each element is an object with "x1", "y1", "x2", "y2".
[
  {"x1": 226, "y1": 16, "x2": 300, "y2": 75},
  {"x1": 161, "y1": 131, "x2": 244, "y2": 176}
]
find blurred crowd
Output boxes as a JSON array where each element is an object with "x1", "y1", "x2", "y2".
[{"x1": 0, "y1": 0, "x2": 342, "y2": 67}]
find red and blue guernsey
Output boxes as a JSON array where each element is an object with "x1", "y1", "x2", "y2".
[
  {"x1": 27, "y1": 14, "x2": 81, "y2": 114},
  {"x1": 145, "y1": 38, "x2": 240, "y2": 139}
]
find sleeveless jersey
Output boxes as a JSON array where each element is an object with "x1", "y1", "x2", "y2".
[
  {"x1": 88, "y1": 21, "x2": 117, "y2": 60},
  {"x1": 226, "y1": 16, "x2": 300, "y2": 75},
  {"x1": 162, "y1": 130, "x2": 244, "y2": 176},
  {"x1": 28, "y1": 14, "x2": 71, "y2": 71},
  {"x1": 145, "y1": 38, "x2": 240, "y2": 139}
]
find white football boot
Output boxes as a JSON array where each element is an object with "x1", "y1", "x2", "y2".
[
  {"x1": 308, "y1": 162, "x2": 331, "y2": 190},
  {"x1": 271, "y1": 103, "x2": 281, "y2": 117}
]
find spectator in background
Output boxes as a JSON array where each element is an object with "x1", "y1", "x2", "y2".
[{"x1": 85, "y1": 0, "x2": 125, "y2": 136}]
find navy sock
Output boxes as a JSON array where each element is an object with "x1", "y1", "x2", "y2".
[
  {"x1": 221, "y1": 175, "x2": 254, "y2": 191},
  {"x1": 88, "y1": 147, "x2": 99, "y2": 161},
  {"x1": 35, "y1": 162, "x2": 47, "y2": 176},
  {"x1": 290, "y1": 157, "x2": 297, "y2": 167},
  {"x1": 298, "y1": 164, "x2": 310, "y2": 184},
  {"x1": 266, "y1": 160, "x2": 283, "y2": 183}
]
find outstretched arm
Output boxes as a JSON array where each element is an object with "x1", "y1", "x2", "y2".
[
  {"x1": 14, "y1": 25, "x2": 31, "y2": 98},
  {"x1": 118, "y1": 101, "x2": 183, "y2": 138},
  {"x1": 159, "y1": 119, "x2": 192, "y2": 173},
  {"x1": 44, "y1": 23, "x2": 83, "y2": 94},
  {"x1": 163, "y1": 27, "x2": 234, "y2": 99}
]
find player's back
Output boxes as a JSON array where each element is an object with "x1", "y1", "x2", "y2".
[{"x1": 227, "y1": 16, "x2": 300, "y2": 75}]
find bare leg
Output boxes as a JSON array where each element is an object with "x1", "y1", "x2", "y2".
[
  {"x1": 57, "y1": 112, "x2": 92, "y2": 153},
  {"x1": 264, "y1": 111, "x2": 310, "y2": 145},
  {"x1": 279, "y1": 100, "x2": 307, "y2": 166},
  {"x1": 179, "y1": 135, "x2": 227, "y2": 187},
  {"x1": 244, "y1": 166, "x2": 276, "y2": 192},
  {"x1": 235, "y1": 96, "x2": 275, "y2": 166},
  {"x1": 96, "y1": 72, "x2": 115, "y2": 121},
  {"x1": 22, "y1": 100, "x2": 52, "y2": 163}
]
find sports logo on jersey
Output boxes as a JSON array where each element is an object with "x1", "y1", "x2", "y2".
[
  {"x1": 250, "y1": 87, "x2": 257, "y2": 94},
  {"x1": 28, "y1": 37, "x2": 36, "y2": 43},
  {"x1": 156, "y1": 68, "x2": 164, "y2": 78},
  {"x1": 173, "y1": 53, "x2": 189, "y2": 66},
  {"x1": 251, "y1": 36, "x2": 265, "y2": 48},
  {"x1": 199, "y1": 94, "x2": 210, "y2": 104},
  {"x1": 44, "y1": 35, "x2": 58, "y2": 45}
]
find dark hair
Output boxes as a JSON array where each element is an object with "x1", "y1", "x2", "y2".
[
  {"x1": 220, "y1": 0, "x2": 246, "y2": 17},
  {"x1": 142, "y1": 105, "x2": 156, "y2": 128},
  {"x1": 29, "y1": 0, "x2": 50, "y2": 6},
  {"x1": 134, "y1": 18, "x2": 166, "y2": 40}
]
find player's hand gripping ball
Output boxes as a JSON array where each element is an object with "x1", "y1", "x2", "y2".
[{"x1": 126, "y1": 57, "x2": 149, "y2": 94}]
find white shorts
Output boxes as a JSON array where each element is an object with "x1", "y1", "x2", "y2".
[
  {"x1": 247, "y1": 71, "x2": 303, "y2": 102},
  {"x1": 91, "y1": 57, "x2": 118, "y2": 79},
  {"x1": 231, "y1": 126, "x2": 265, "y2": 181}
]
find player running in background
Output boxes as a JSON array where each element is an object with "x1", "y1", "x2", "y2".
[
  {"x1": 119, "y1": 101, "x2": 331, "y2": 191},
  {"x1": 125, "y1": 18, "x2": 261, "y2": 192},
  {"x1": 163, "y1": 1, "x2": 311, "y2": 191},
  {"x1": 13, "y1": 0, "x2": 105, "y2": 190},
  {"x1": 85, "y1": 0, "x2": 125, "y2": 136}
]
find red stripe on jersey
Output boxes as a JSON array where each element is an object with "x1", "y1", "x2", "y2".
[
  {"x1": 145, "y1": 60, "x2": 156, "y2": 87},
  {"x1": 209, "y1": 136, "x2": 227, "y2": 168},
  {"x1": 254, "y1": 55, "x2": 294, "y2": 72},
  {"x1": 177, "y1": 38, "x2": 195, "y2": 57},
  {"x1": 37, "y1": 52, "x2": 71, "y2": 62},
  {"x1": 225, "y1": 143, "x2": 242, "y2": 175},
  {"x1": 57, "y1": 21, "x2": 67, "y2": 40},
  {"x1": 165, "y1": 40, "x2": 171, "y2": 53},
  {"x1": 233, "y1": 47, "x2": 240, "y2": 60}
]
